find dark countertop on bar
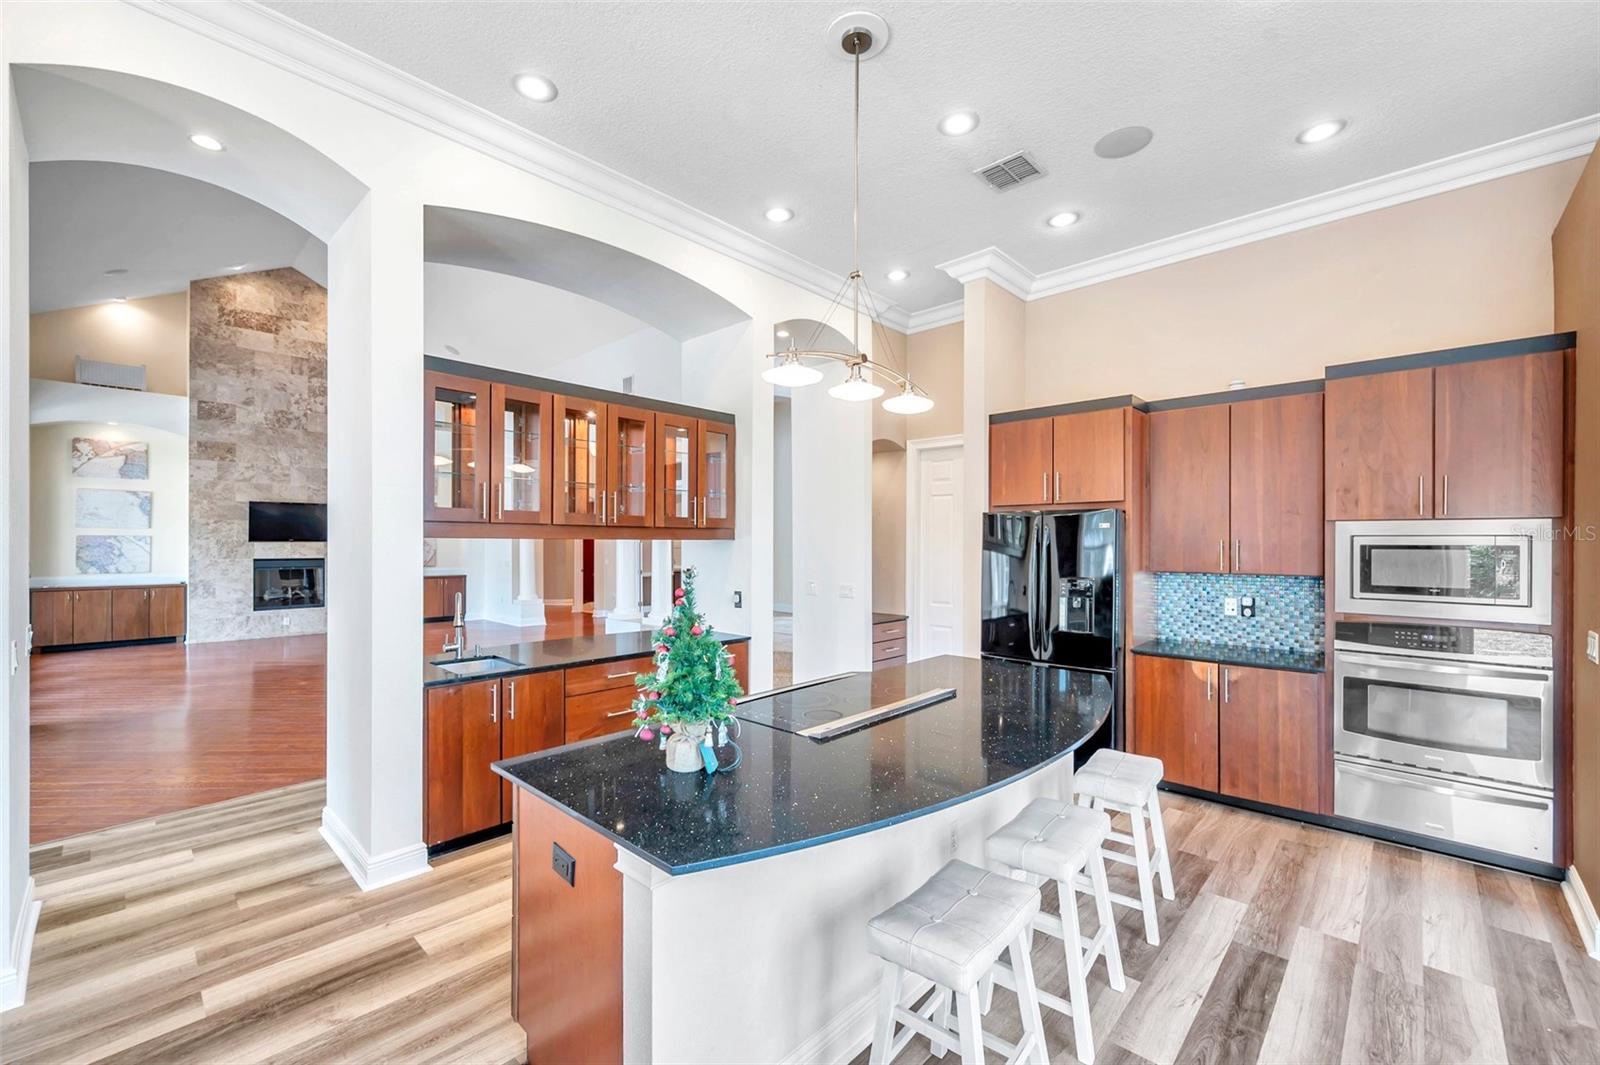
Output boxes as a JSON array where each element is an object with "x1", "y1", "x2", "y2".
[
  {"x1": 872, "y1": 612, "x2": 908, "y2": 625},
  {"x1": 492, "y1": 655, "x2": 1112, "y2": 875},
  {"x1": 424, "y1": 630, "x2": 750, "y2": 688},
  {"x1": 1132, "y1": 638, "x2": 1325, "y2": 674}
]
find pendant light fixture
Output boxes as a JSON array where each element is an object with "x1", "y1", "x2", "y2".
[{"x1": 759, "y1": 13, "x2": 932, "y2": 414}]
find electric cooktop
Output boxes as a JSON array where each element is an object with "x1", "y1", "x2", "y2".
[{"x1": 735, "y1": 672, "x2": 956, "y2": 741}]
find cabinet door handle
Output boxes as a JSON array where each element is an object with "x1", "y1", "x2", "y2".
[
  {"x1": 613, "y1": 489, "x2": 621, "y2": 521},
  {"x1": 690, "y1": 496, "x2": 697, "y2": 525},
  {"x1": 1442, "y1": 474, "x2": 1449, "y2": 517},
  {"x1": 1219, "y1": 539, "x2": 1227, "y2": 573},
  {"x1": 1041, "y1": 472, "x2": 1048, "y2": 501},
  {"x1": 1206, "y1": 664, "x2": 1214, "y2": 702},
  {"x1": 1418, "y1": 475, "x2": 1425, "y2": 516},
  {"x1": 1234, "y1": 539, "x2": 1241, "y2": 573},
  {"x1": 495, "y1": 482, "x2": 503, "y2": 520},
  {"x1": 480, "y1": 482, "x2": 489, "y2": 520},
  {"x1": 490, "y1": 683, "x2": 499, "y2": 724},
  {"x1": 605, "y1": 707, "x2": 634, "y2": 719},
  {"x1": 508, "y1": 682, "x2": 516, "y2": 720},
  {"x1": 1054, "y1": 471, "x2": 1061, "y2": 503},
  {"x1": 701, "y1": 495, "x2": 708, "y2": 526},
  {"x1": 1223, "y1": 667, "x2": 1231, "y2": 704}
]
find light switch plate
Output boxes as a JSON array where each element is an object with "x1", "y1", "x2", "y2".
[
  {"x1": 839, "y1": 584, "x2": 855, "y2": 599},
  {"x1": 1588, "y1": 630, "x2": 1599, "y2": 665},
  {"x1": 806, "y1": 580, "x2": 818, "y2": 596},
  {"x1": 1224, "y1": 596, "x2": 1239, "y2": 617}
]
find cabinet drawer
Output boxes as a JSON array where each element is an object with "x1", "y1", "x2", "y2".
[
  {"x1": 564, "y1": 687, "x2": 639, "y2": 744},
  {"x1": 872, "y1": 639, "x2": 907, "y2": 663},
  {"x1": 873, "y1": 655, "x2": 907, "y2": 671},
  {"x1": 564, "y1": 655, "x2": 654, "y2": 696},
  {"x1": 871, "y1": 620, "x2": 907, "y2": 642}
]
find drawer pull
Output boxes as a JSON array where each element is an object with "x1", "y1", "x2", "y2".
[
  {"x1": 605, "y1": 708, "x2": 634, "y2": 719},
  {"x1": 606, "y1": 670, "x2": 636, "y2": 679}
]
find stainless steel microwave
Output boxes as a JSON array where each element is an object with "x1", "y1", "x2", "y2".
[{"x1": 1333, "y1": 519, "x2": 1553, "y2": 625}]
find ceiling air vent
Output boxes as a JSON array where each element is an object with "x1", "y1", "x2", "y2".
[
  {"x1": 74, "y1": 356, "x2": 147, "y2": 392},
  {"x1": 975, "y1": 152, "x2": 1045, "y2": 191}
]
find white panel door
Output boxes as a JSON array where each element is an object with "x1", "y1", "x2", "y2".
[{"x1": 914, "y1": 444, "x2": 964, "y2": 660}]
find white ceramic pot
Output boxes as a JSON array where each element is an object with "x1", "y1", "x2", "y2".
[{"x1": 664, "y1": 721, "x2": 711, "y2": 773}]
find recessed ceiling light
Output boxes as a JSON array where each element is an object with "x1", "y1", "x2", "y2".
[
  {"x1": 189, "y1": 133, "x2": 224, "y2": 152},
  {"x1": 764, "y1": 206, "x2": 795, "y2": 223},
  {"x1": 111, "y1": 296, "x2": 128, "y2": 303},
  {"x1": 512, "y1": 73, "x2": 558, "y2": 103},
  {"x1": 1046, "y1": 211, "x2": 1081, "y2": 229},
  {"x1": 886, "y1": 269, "x2": 909, "y2": 282},
  {"x1": 103, "y1": 267, "x2": 128, "y2": 276},
  {"x1": 1296, "y1": 119, "x2": 1346, "y2": 145},
  {"x1": 228, "y1": 264, "x2": 247, "y2": 272},
  {"x1": 1094, "y1": 125, "x2": 1154, "y2": 159},
  {"x1": 107, "y1": 421, "x2": 120, "y2": 427},
  {"x1": 938, "y1": 110, "x2": 979, "y2": 137}
]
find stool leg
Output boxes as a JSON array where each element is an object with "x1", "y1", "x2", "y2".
[
  {"x1": 1128, "y1": 803, "x2": 1160, "y2": 946},
  {"x1": 869, "y1": 964, "x2": 901, "y2": 1065},
  {"x1": 1010, "y1": 928, "x2": 1049, "y2": 1065},
  {"x1": 930, "y1": 989, "x2": 954, "y2": 1059},
  {"x1": 956, "y1": 985, "x2": 985, "y2": 1065},
  {"x1": 1147, "y1": 791, "x2": 1176, "y2": 901},
  {"x1": 1089, "y1": 846, "x2": 1126, "y2": 993},
  {"x1": 1057, "y1": 876, "x2": 1096, "y2": 1064}
]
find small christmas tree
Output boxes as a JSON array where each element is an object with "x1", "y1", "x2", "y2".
[{"x1": 630, "y1": 566, "x2": 744, "y2": 745}]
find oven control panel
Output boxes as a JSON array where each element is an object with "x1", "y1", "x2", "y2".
[{"x1": 1335, "y1": 621, "x2": 1553, "y2": 666}]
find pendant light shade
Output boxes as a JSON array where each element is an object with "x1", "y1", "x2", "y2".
[
  {"x1": 882, "y1": 384, "x2": 934, "y2": 414},
  {"x1": 761, "y1": 353, "x2": 825, "y2": 387},
  {"x1": 828, "y1": 363, "x2": 885, "y2": 402}
]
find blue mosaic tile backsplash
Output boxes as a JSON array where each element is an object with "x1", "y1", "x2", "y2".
[{"x1": 1154, "y1": 573, "x2": 1325, "y2": 653}]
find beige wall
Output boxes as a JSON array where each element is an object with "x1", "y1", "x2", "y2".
[
  {"x1": 542, "y1": 539, "x2": 575, "y2": 601},
  {"x1": 30, "y1": 291, "x2": 189, "y2": 397},
  {"x1": 1023, "y1": 160, "x2": 1583, "y2": 404},
  {"x1": 871, "y1": 448, "x2": 906, "y2": 614},
  {"x1": 872, "y1": 324, "x2": 909, "y2": 447},
  {"x1": 29, "y1": 419, "x2": 188, "y2": 579},
  {"x1": 1554, "y1": 147, "x2": 1600, "y2": 895},
  {"x1": 905, "y1": 321, "x2": 963, "y2": 439}
]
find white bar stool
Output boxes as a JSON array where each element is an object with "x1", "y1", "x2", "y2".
[
  {"x1": 985, "y1": 798, "x2": 1126, "y2": 1064},
  {"x1": 867, "y1": 859, "x2": 1048, "y2": 1065},
  {"x1": 1071, "y1": 749, "x2": 1174, "y2": 945}
]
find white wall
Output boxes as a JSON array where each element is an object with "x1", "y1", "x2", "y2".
[
  {"x1": 772, "y1": 396, "x2": 793, "y2": 612},
  {"x1": 29, "y1": 420, "x2": 187, "y2": 579}
]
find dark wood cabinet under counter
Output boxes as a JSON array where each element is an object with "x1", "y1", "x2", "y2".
[{"x1": 30, "y1": 582, "x2": 187, "y2": 651}]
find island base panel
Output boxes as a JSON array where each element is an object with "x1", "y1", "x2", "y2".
[{"x1": 514, "y1": 787, "x2": 622, "y2": 1064}]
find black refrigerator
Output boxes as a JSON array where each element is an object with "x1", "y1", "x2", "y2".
[{"x1": 980, "y1": 508, "x2": 1123, "y2": 761}]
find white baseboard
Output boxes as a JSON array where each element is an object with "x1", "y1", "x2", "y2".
[
  {"x1": 773, "y1": 601, "x2": 793, "y2": 615},
  {"x1": 319, "y1": 807, "x2": 431, "y2": 892},
  {"x1": 781, "y1": 974, "x2": 934, "y2": 1065},
  {"x1": 1563, "y1": 866, "x2": 1600, "y2": 959},
  {"x1": 0, "y1": 876, "x2": 41, "y2": 1012}
]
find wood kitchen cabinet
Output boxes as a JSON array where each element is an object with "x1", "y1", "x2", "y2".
[
  {"x1": 607, "y1": 404, "x2": 656, "y2": 528},
  {"x1": 1217, "y1": 665, "x2": 1323, "y2": 812},
  {"x1": 698, "y1": 419, "x2": 735, "y2": 531},
  {"x1": 1131, "y1": 653, "x2": 1219, "y2": 791},
  {"x1": 148, "y1": 586, "x2": 187, "y2": 639},
  {"x1": 30, "y1": 585, "x2": 184, "y2": 651},
  {"x1": 30, "y1": 590, "x2": 74, "y2": 648},
  {"x1": 71, "y1": 589, "x2": 112, "y2": 644},
  {"x1": 425, "y1": 679, "x2": 506, "y2": 847},
  {"x1": 1325, "y1": 350, "x2": 1564, "y2": 520},
  {"x1": 423, "y1": 574, "x2": 466, "y2": 621},
  {"x1": 425, "y1": 370, "x2": 494, "y2": 523},
  {"x1": 1052, "y1": 408, "x2": 1127, "y2": 505},
  {"x1": 490, "y1": 383, "x2": 554, "y2": 526},
  {"x1": 1148, "y1": 405, "x2": 1231, "y2": 573},
  {"x1": 110, "y1": 588, "x2": 150, "y2": 642},
  {"x1": 500, "y1": 671, "x2": 565, "y2": 816},
  {"x1": 989, "y1": 418, "x2": 1053, "y2": 507},
  {"x1": 658, "y1": 414, "x2": 699, "y2": 529},
  {"x1": 1434, "y1": 351, "x2": 1564, "y2": 519},
  {"x1": 553, "y1": 395, "x2": 608, "y2": 527}
]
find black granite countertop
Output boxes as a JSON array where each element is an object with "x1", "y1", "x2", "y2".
[
  {"x1": 424, "y1": 630, "x2": 750, "y2": 688},
  {"x1": 492, "y1": 655, "x2": 1111, "y2": 875},
  {"x1": 872, "y1": 612, "x2": 909, "y2": 626},
  {"x1": 1132, "y1": 638, "x2": 1325, "y2": 674}
]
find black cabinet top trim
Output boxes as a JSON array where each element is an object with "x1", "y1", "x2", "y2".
[
  {"x1": 1324, "y1": 332, "x2": 1575, "y2": 379},
  {"x1": 988, "y1": 394, "x2": 1147, "y2": 424},
  {"x1": 424, "y1": 354, "x2": 736, "y2": 424},
  {"x1": 1144, "y1": 378, "x2": 1324, "y2": 413}
]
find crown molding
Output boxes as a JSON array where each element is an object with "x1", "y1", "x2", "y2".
[
  {"x1": 904, "y1": 299, "x2": 964, "y2": 334},
  {"x1": 129, "y1": 0, "x2": 910, "y2": 328},
  {"x1": 937, "y1": 115, "x2": 1599, "y2": 303}
]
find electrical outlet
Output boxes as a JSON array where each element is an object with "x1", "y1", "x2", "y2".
[
  {"x1": 806, "y1": 580, "x2": 818, "y2": 596},
  {"x1": 839, "y1": 584, "x2": 855, "y2": 599},
  {"x1": 551, "y1": 843, "x2": 576, "y2": 886},
  {"x1": 1224, "y1": 596, "x2": 1239, "y2": 617},
  {"x1": 732, "y1": 590, "x2": 743, "y2": 609},
  {"x1": 1588, "y1": 630, "x2": 1599, "y2": 665},
  {"x1": 948, "y1": 824, "x2": 959, "y2": 859},
  {"x1": 1240, "y1": 596, "x2": 1256, "y2": 619}
]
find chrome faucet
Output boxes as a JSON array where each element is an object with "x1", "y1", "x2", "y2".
[{"x1": 441, "y1": 592, "x2": 466, "y2": 658}]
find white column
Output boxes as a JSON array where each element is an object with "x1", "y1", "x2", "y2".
[
  {"x1": 513, "y1": 539, "x2": 546, "y2": 626},
  {"x1": 644, "y1": 539, "x2": 674, "y2": 624},
  {"x1": 606, "y1": 539, "x2": 645, "y2": 632},
  {"x1": 322, "y1": 185, "x2": 429, "y2": 890},
  {"x1": 592, "y1": 540, "x2": 614, "y2": 618}
]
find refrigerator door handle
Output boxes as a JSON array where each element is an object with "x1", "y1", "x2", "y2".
[
  {"x1": 1039, "y1": 519, "x2": 1057, "y2": 660},
  {"x1": 1020, "y1": 517, "x2": 1040, "y2": 661}
]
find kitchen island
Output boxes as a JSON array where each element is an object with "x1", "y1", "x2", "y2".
[{"x1": 493, "y1": 654, "x2": 1111, "y2": 1064}]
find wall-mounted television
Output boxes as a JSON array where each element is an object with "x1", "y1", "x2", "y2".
[{"x1": 248, "y1": 501, "x2": 328, "y2": 542}]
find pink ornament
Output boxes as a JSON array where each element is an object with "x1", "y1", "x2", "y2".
[
  {"x1": 691, "y1": 624, "x2": 703, "y2": 636},
  {"x1": 675, "y1": 586, "x2": 686, "y2": 598},
  {"x1": 638, "y1": 728, "x2": 654, "y2": 742},
  {"x1": 656, "y1": 643, "x2": 669, "y2": 653},
  {"x1": 663, "y1": 626, "x2": 676, "y2": 637},
  {"x1": 660, "y1": 725, "x2": 673, "y2": 735}
]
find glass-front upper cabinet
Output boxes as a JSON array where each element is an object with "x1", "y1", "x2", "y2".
[
  {"x1": 698, "y1": 419, "x2": 735, "y2": 530},
  {"x1": 490, "y1": 384, "x2": 553, "y2": 525},
  {"x1": 425, "y1": 371, "x2": 492, "y2": 522},
  {"x1": 608, "y1": 405, "x2": 655, "y2": 527},
  {"x1": 657, "y1": 414, "x2": 699, "y2": 529},
  {"x1": 554, "y1": 395, "x2": 607, "y2": 527}
]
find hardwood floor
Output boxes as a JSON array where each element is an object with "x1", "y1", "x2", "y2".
[
  {"x1": 851, "y1": 792, "x2": 1600, "y2": 1065},
  {"x1": 30, "y1": 613, "x2": 606, "y2": 843},
  {"x1": 9, "y1": 780, "x2": 1597, "y2": 1064},
  {"x1": 0, "y1": 781, "x2": 524, "y2": 1064}
]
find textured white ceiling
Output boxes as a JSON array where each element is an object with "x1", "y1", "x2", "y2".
[
  {"x1": 263, "y1": 1, "x2": 1600, "y2": 313},
  {"x1": 29, "y1": 160, "x2": 323, "y2": 313}
]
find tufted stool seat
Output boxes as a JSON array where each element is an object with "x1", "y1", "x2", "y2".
[
  {"x1": 985, "y1": 799, "x2": 1125, "y2": 1064},
  {"x1": 867, "y1": 860, "x2": 1048, "y2": 1065},
  {"x1": 1072, "y1": 749, "x2": 1175, "y2": 946}
]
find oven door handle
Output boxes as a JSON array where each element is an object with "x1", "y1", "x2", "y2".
[
  {"x1": 1334, "y1": 758, "x2": 1552, "y2": 808},
  {"x1": 1335, "y1": 651, "x2": 1554, "y2": 683}
]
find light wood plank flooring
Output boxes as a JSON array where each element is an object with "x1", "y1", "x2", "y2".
[
  {"x1": 1, "y1": 780, "x2": 524, "y2": 1064},
  {"x1": 854, "y1": 791, "x2": 1600, "y2": 1065},
  {"x1": 8, "y1": 781, "x2": 1599, "y2": 1064}
]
